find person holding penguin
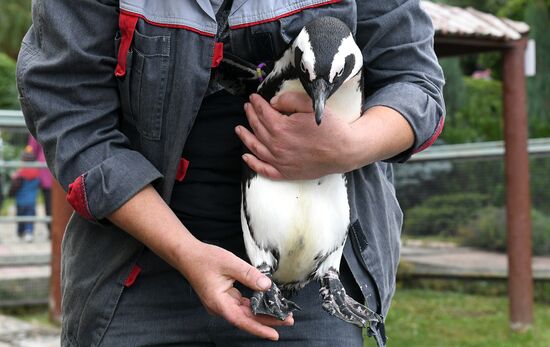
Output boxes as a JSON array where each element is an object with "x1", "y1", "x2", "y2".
[{"x1": 17, "y1": 0, "x2": 444, "y2": 346}]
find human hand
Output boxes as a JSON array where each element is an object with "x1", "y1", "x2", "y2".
[
  {"x1": 235, "y1": 92, "x2": 356, "y2": 180},
  {"x1": 179, "y1": 241, "x2": 294, "y2": 341}
]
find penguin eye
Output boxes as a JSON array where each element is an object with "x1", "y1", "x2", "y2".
[
  {"x1": 336, "y1": 68, "x2": 344, "y2": 77},
  {"x1": 300, "y1": 61, "x2": 307, "y2": 73}
]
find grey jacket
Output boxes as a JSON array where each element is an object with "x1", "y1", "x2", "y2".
[{"x1": 16, "y1": 0, "x2": 444, "y2": 345}]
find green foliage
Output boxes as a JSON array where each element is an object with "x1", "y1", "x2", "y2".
[
  {"x1": 0, "y1": 53, "x2": 19, "y2": 109},
  {"x1": 499, "y1": 0, "x2": 550, "y2": 19},
  {"x1": 0, "y1": 0, "x2": 32, "y2": 59},
  {"x1": 403, "y1": 193, "x2": 489, "y2": 236},
  {"x1": 525, "y1": 1, "x2": 550, "y2": 138},
  {"x1": 435, "y1": 0, "x2": 511, "y2": 14},
  {"x1": 440, "y1": 57, "x2": 465, "y2": 119},
  {"x1": 459, "y1": 206, "x2": 550, "y2": 255},
  {"x1": 438, "y1": 0, "x2": 550, "y2": 139},
  {"x1": 441, "y1": 77, "x2": 503, "y2": 143},
  {"x1": 458, "y1": 206, "x2": 507, "y2": 251},
  {"x1": 530, "y1": 157, "x2": 550, "y2": 214}
]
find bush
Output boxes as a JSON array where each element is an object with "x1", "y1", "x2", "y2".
[
  {"x1": 0, "y1": 52, "x2": 18, "y2": 109},
  {"x1": 403, "y1": 193, "x2": 489, "y2": 237},
  {"x1": 459, "y1": 206, "x2": 550, "y2": 256},
  {"x1": 457, "y1": 206, "x2": 507, "y2": 252},
  {"x1": 441, "y1": 77, "x2": 503, "y2": 144}
]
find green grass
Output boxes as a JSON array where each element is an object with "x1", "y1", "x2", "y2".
[
  {"x1": 3, "y1": 289, "x2": 550, "y2": 346},
  {"x1": 365, "y1": 289, "x2": 550, "y2": 347},
  {"x1": 1, "y1": 305, "x2": 54, "y2": 327}
]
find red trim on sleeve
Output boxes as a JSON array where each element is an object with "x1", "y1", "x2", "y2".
[
  {"x1": 414, "y1": 116, "x2": 445, "y2": 154},
  {"x1": 229, "y1": 0, "x2": 342, "y2": 29},
  {"x1": 119, "y1": 9, "x2": 215, "y2": 37},
  {"x1": 212, "y1": 42, "x2": 224, "y2": 68},
  {"x1": 66, "y1": 175, "x2": 94, "y2": 220},
  {"x1": 115, "y1": 11, "x2": 139, "y2": 77},
  {"x1": 176, "y1": 158, "x2": 190, "y2": 182},
  {"x1": 124, "y1": 265, "x2": 142, "y2": 288}
]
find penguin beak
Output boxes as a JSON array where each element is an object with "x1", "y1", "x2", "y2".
[{"x1": 311, "y1": 79, "x2": 330, "y2": 126}]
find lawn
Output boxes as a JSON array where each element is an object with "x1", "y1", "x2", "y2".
[
  {"x1": 366, "y1": 289, "x2": 550, "y2": 347},
  {"x1": 4, "y1": 288, "x2": 550, "y2": 346}
]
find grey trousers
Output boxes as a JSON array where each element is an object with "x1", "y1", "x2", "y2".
[{"x1": 100, "y1": 243, "x2": 371, "y2": 346}]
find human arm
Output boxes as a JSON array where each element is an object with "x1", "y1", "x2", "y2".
[
  {"x1": 236, "y1": 0, "x2": 444, "y2": 179},
  {"x1": 108, "y1": 185, "x2": 293, "y2": 341},
  {"x1": 16, "y1": 0, "x2": 290, "y2": 339},
  {"x1": 236, "y1": 94, "x2": 414, "y2": 180}
]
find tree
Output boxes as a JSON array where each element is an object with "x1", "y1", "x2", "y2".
[
  {"x1": 434, "y1": 0, "x2": 511, "y2": 14},
  {"x1": 524, "y1": 0, "x2": 550, "y2": 137},
  {"x1": 0, "y1": 0, "x2": 32, "y2": 59},
  {"x1": 440, "y1": 58, "x2": 465, "y2": 121},
  {"x1": 0, "y1": 53, "x2": 18, "y2": 109}
]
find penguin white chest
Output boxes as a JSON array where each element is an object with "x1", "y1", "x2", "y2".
[{"x1": 244, "y1": 174, "x2": 350, "y2": 284}]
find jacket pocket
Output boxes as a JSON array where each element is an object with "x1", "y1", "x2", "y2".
[{"x1": 116, "y1": 28, "x2": 170, "y2": 141}]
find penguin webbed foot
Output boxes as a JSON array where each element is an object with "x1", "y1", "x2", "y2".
[
  {"x1": 319, "y1": 268, "x2": 382, "y2": 328},
  {"x1": 250, "y1": 267, "x2": 301, "y2": 320}
]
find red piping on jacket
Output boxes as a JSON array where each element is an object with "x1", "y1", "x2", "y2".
[
  {"x1": 414, "y1": 116, "x2": 445, "y2": 154},
  {"x1": 66, "y1": 175, "x2": 94, "y2": 221},
  {"x1": 119, "y1": 9, "x2": 215, "y2": 37},
  {"x1": 229, "y1": 0, "x2": 342, "y2": 29}
]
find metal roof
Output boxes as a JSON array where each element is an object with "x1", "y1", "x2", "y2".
[{"x1": 421, "y1": 1, "x2": 530, "y2": 41}]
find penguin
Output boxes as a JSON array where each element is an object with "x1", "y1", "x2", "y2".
[{"x1": 241, "y1": 16, "x2": 382, "y2": 328}]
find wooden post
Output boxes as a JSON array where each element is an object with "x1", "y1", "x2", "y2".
[
  {"x1": 49, "y1": 180, "x2": 73, "y2": 324},
  {"x1": 502, "y1": 37, "x2": 533, "y2": 332}
]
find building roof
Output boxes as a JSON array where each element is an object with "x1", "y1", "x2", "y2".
[{"x1": 421, "y1": 1, "x2": 530, "y2": 41}]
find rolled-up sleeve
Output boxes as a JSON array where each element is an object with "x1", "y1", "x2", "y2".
[
  {"x1": 356, "y1": 0, "x2": 445, "y2": 162},
  {"x1": 16, "y1": 0, "x2": 162, "y2": 221}
]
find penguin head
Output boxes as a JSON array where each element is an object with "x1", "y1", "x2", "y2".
[{"x1": 292, "y1": 17, "x2": 363, "y2": 125}]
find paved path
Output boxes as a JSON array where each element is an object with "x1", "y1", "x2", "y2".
[
  {"x1": 0, "y1": 204, "x2": 50, "y2": 247},
  {"x1": 401, "y1": 240, "x2": 550, "y2": 279},
  {"x1": 0, "y1": 314, "x2": 59, "y2": 347},
  {"x1": 0, "y1": 203, "x2": 51, "y2": 269},
  {"x1": 0, "y1": 205, "x2": 59, "y2": 346}
]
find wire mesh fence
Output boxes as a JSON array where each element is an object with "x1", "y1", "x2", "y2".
[
  {"x1": 1, "y1": 107, "x2": 550, "y2": 306},
  {"x1": 395, "y1": 143, "x2": 550, "y2": 256}
]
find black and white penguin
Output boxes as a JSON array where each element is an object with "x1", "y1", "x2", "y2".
[{"x1": 241, "y1": 17, "x2": 382, "y2": 327}]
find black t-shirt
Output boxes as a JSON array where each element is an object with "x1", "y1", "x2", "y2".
[{"x1": 169, "y1": 90, "x2": 248, "y2": 244}]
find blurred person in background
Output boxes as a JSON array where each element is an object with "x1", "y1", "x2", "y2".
[
  {"x1": 28, "y1": 135, "x2": 53, "y2": 238},
  {"x1": 9, "y1": 145, "x2": 40, "y2": 242}
]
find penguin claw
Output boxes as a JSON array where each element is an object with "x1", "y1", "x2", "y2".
[
  {"x1": 251, "y1": 282, "x2": 301, "y2": 320},
  {"x1": 319, "y1": 269, "x2": 382, "y2": 328}
]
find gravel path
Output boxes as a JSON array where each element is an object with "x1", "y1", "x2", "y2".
[{"x1": 0, "y1": 314, "x2": 60, "y2": 347}]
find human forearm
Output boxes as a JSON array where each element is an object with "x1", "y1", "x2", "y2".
[
  {"x1": 344, "y1": 105, "x2": 414, "y2": 171},
  {"x1": 237, "y1": 93, "x2": 414, "y2": 180},
  {"x1": 107, "y1": 185, "x2": 291, "y2": 340},
  {"x1": 107, "y1": 185, "x2": 200, "y2": 273}
]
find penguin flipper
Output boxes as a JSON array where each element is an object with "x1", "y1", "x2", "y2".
[
  {"x1": 250, "y1": 264, "x2": 301, "y2": 320},
  {"x1": 319, "y1": 268, "x2": 382, "y2": 328}
]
